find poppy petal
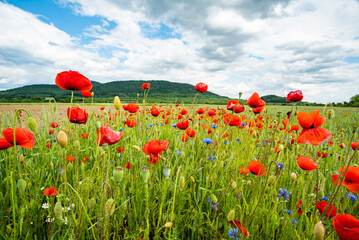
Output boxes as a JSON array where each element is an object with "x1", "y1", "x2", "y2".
[
  {"x1": 297, "y1": 156, "x2": 318, "y2": 171},
  {"x1": 297, "y1": 112, "x2": 314, "y2": 129},
  {"x1": 297, "y1": 128, "x2": 331, "y2": 145},
  {"x1": 333, "y1": 214, "x2": 359, "y2": 240}
]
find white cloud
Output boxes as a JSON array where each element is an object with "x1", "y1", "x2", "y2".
[{"x1": 0, "y1": 0, "x2": 358, "y2": 103}]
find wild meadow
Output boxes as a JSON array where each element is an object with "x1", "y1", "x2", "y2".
[{"x1": 0, "y1": 71, "x2": 358, "y2": 239}]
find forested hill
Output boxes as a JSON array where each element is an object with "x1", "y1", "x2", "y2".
[{"x1": 0, "y1": 80, "x2": 231, "y2": 104}]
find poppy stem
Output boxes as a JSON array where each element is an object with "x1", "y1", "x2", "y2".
[{"x1": 192, "y1": 92, "x2": 199, "y2": 105}]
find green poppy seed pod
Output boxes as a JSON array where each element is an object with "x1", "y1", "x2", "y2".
[
  {"x1": 74, "y1": 140, "x2": 80, "y2": 149},
  {"x1": 19, "y1": 154, "x2": 25, "y2": 164},
  {"x1": 114, "y1": 96, "x2": 121, "y2": 110},
  {"x1": 163, "y1": 165, "x2": 171, "y2": 179},
  {"x1": 102, "y1": 143, "x2": 108, "y2": 152},
  {"x1": 179, "y1": 176, "x2": 185, "y2": 191},
  {"x1": 95, "y1": 121, "x2": 101, "y2": 129},
  {"x1": 132, "y1": 145, "x2": 141, "y2": 151},
  {"x1": 53, "y1": 106, "x2": 56, "y2": 112},
  {"x1": 57, "y1": 131, "x2": 68, "y2": 148},
  {"x1": 113, "y1": 166, "x2": 124, "y2": 184},
  {"x1": 246, "y1": 180, "x2": 252, "y2": 186},
  {"x1": 67, "y1": 162, "x2": 73, "y2": 172},
  {"x1": 290, "y1": 172, "x2": 297, "y2": 181},
  {"x1": 327, "y1": 109, "x2": 334, "y2": 119},
  {"x1": 314, "y1": 221, "x2": 325, "y2": 240},
  {"x1": 49, "y1": 161, "x2": 54, "y2": 169},
  {"x1": 81, "y1": 182, "x2": 89, "y2": 193},
  {"x1": 227, "y1": 209, "x2": 235, "y2": 222},
  {"x1": 268, "y1": 175, "x2": 276, "y2": 186},
  {"x1": 238, "y1": 92, "x2": 242, "y2": 99},
  {"x1": 88, "y1": 197, "x2": 96, "y2": 209},
  {"x1": 17, "y1": 178, "x2": 27, "y2": 196},
  {"x1": 105, "y1": 198, "x2": 116, "y2": 216},
  {"x1": 141, "y1": 166, "x2": 150, "y2": 183},
  {"x1": 318, "y1": 191, "x2": 324, "y2": 200},
  {"x1": 211, "y1": 194, "x2": 218, "y2": 203},
  {"x1": 231, "y1": 181, "x2": 237, "y2": 189},
  {"x1": 27, "y1": 117, "x2": 37, "y2": 132},
  {"x1": 54, "y1": 202, "x2": 63, "y2": 221}
]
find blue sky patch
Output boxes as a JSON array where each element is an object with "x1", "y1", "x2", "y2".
[
  {"x1": 139, "y1": 22, "x2": 181, "y2": 40},
  {"x1": 344, "y1": 56, "x2": 359, "y2": 64}
]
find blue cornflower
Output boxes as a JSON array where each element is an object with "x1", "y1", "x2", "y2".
[
  {"x1": 224, "y1": 140, "x2": 228, "y2": 145},
  {"x1": 149, "y1": 124, "x2": 153, "y2": 127},
  {"x1": 211, "y1": 124, "x2": 217, "y2": 129},
  {"x1": 346, "y1": 193, "x2": 358, "y2": 201},
  {"x1": 321, "y1": 196, "x2": 328, "y2": 201},
  {"x1": 211, "y1": 202, "x2": 218, "y2": 208},
  {"x1": 241, "y1": 123, "x2": 246, "y2": 127},
  {"x1": 228, "y1": 228, "x2": 239, "y2": 240},
  {"x1": 284, "y1": 210, "x2": 291, "y2": 215},
  {"x1": 278, "y1": 188, "x2": 292, "y2": 201},
  {"x1": 291, "y1": 219, "x2": 298, "y2": 225},
  {"x1": 207, "y1": 199, "x2": 211, "y2": 203},
  {"x1": 176, "y1": 151, "x2": 183, "y2": 156},
  {"x1": 236, "y1": 138, "x2": 240, "y2": 143},
  {"x1": 276, "y1": 163, "x2": 285, "y2": 172},
  {"x1": 171, "y1": 124, "x2": 177, "y2": 128},
  {"x1": 119, "y1": 128, "x2": 123, "y2": 131},
  {"x1": 202, "y1": 138, "x2": 214, "y2": 145}
]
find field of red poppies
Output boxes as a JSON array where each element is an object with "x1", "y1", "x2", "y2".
[{"x1": 0, "y1": 70, "x2": 358, "y2": 239}]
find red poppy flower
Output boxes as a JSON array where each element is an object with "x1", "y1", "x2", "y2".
[
  {"x1": 196, "y1": 108, "x2": 205, "y2": 114},
  {"x1": 332, "y1": 166, "x2": 359, "y2": 193},
  {"x1": 123, "y1": 103, "x2": 140, "y2": 113},
  {"x1": 67, "y1": 107, "x2": 88, "y2": 124},
  {"x1": 0, "y1": 138, "x2": 13, "y2": 150},
  {"x1": 297, "y1": 110, "x2": 331, "y2": 145},
  {"x1": 287, "y1": 90, "x2": 303, "y2": 102},
  {"x1": 117, "y1": 147, "x2": 125, "y2": 152},
  {"x1": 82, "y1": 91, "x2": 92, "y2": 98},
  {"x1": 126, "y1": 119, "x2": 138, "y2": 128},
  {"x1": 67, "y1": 155, "x2": 75, "y2": 162},
  {"x1": 352, "y1": 142, "x2": 359, "y2": 150},
  {"x1": 228, "y1": 115, "x2": 242, "y2": 126},
  {"x1": 141, "y1": 83, "x2": 151, "y2": 89},
  {"x1": 185, "y1": 128, "x2": 196, "y2": 138},
  {"x1": 239, "y1": 167, "x2": 249, "y2": 175},
  {"x1": 247, "y1": 92, "x2": 266, "y2": 108},
  {"x1": 180, "y1": 109, "x2": 188, "y2": 115},
  {"x1": 81, "y1": 133, "x2": 89, "y2": 139},
  {"x1": 289, "y1": 125, "x2": 300, "y2": 132},
  {"x1": 229, "y1": 220, "x2": 248, "y2": 236},
  {"x1": 176, "y1": 119, "x2": 189, "y2": 130},
  {"x1": 333, "y1": 214, "x2": 359, "y2": 240},
  {"x1": 55, "y1": 70, "x2": 92, "y2": 92},
  {"x1": 2, "y1": 128, "x2": 35, "y2": 149},
  {"x1": 143, "y1": 140, "x2": 169, "y2": 164},
  {"x1": 248, "y1": 161, "x2": 266, "y2": 176},
  {"x1": 46, "y1": 143, "x2": 52, "y2": 148},
  {"x1": 151, "y1": 107, "x2": 160, "y2": 117},
  {"x1": 253, "y1": 106, "x2": 264, "y2": 114},
  {"x1": 182, "y1": 133, "x2": 189, "y2": 142},
  {"x1": 81, "y1": 156, "x2": 88, "y2": 163},
  {"x1": 297, "y1": 156, "x2": 318, "y2": 171},
  {"x1": 43, "y1": 186, "x2": 59, "y2": 196},
  {"x1": 97, "y1": 125, "x2": 124, "y2": 146},
  {"x1": 296, "y1": 200, "x2": 303, "y2": 216},
  {"x1": 315, "y1": 201, "x2": 337, "y2": 218},
  {"x1": 227, "y1": 100, "x2": 238, "y2": 110},
  {"x1": 195, "y1": 82, "x2": 208, "y2": 93},
  {"x1": 126, "y1": 162, "x2": 132, "y2": 169},
  {"x1": 51, "y1": 122, "x2": 59, "y2": 128}
]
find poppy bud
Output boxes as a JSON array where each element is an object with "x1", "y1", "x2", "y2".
[
  {"x1": 67, "y1": 162, "x2": 73, "y2": 172},
  {"x1": 246, "y1": 180, "x2": 252, "y2": 186},
  {"x1": 113, "y1": 166, "x2": 124, "y2": 184},
  {"x1": 317, "y1": 191, "x2": 324, "y2": 200},
  {"x1": 327, "y1": 109, "x2": 334, "y2": 119},
  {"x1": 314, "y1": 221, "x2": 325, "y2": 240},
  {"x1": 164, "y1": 222, "x2": 173, "y2": 228},
  {"x1": 190, "y1": 176, "x2": 195, "y2": 183},
  {"x1": 74, "y1": 140, "x2": 80, "y2": 149},
  {"x1": 132, "y1": 145, "x2": 141, "y2": 151},
  {"x1": 54, "y1": 201, "x2": 63, "y2": 221},
  {"x1": 339, "y1": 143, "x2": 345, "y2": 149},
  {"x1": 211, "y1": 194, "x2": 218, "y2": 203},
  {"x1": 53, "y1": 106, "x2": 56, "y2": 112},
  {"x1": 105, "y1": 198, "x2": 116, "y2": 216},
  {"x1": 49, "y1": 161, "x2": 54, "y2": 169},
  {"x1": 231, "y1": 181, "x2": 237, "y2": 189},
  {"x1": 57, "y1": 131, "x2": 68, "y2": 148},
  {"x1": 17, "y1": 178, "x2": 27, "y2": 196},
  {"x1": 268, "y1": 175, "x2": 276, "y2": 186},
  {"x1": 81, "y1": 182, "x2": 89, "y2": 192},
  {"x1": 278, "y1": 144, "x2": 284, "y2": 152},
  {"x1": 6, "y1": 225, "x2": 12, "y2": 235},
  {"x1": 141, "y1": 166, "x2": 150, "y2": 183},
  {"x1": 19, "y1": 154, "x2": 25, "y2": 164},
  {"x1": 114, "y1": 96, "x2": 121, "y2": 110},
  {"x1": 95, "y1": 121, "x2": 101, "y2": 129},
  {"x1": 227, "y1": 209, "x2": 235, "y2": 222},
  {"x1": 27, "y1": 117, "x2": 37, "y2": 132},
  {"x1": 163, "y1": 166, "x2": 171, "y2": 179},
  {"x1": 179, "y1": 176, "x2": 185, "y2": 191},
  {"x1": 88, "y1": 197, "x2": 96, "y2": 209},
  {"x1": 290, "y1": 173, "x2": 297, "y2": 181}
]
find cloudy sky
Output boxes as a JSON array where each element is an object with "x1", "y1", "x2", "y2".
[{"x1": 0, "y1": 0, "x2": 358, "y2": 103}]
